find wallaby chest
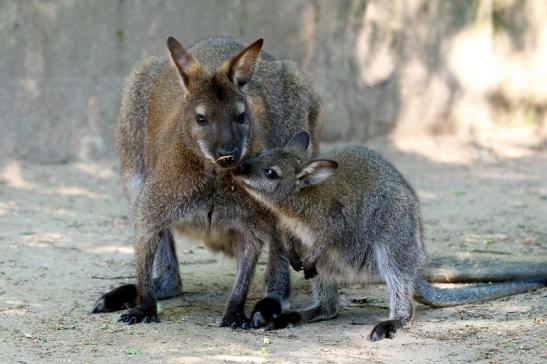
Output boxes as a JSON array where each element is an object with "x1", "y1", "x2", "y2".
[{"x1": 173, "y1": 169, "x2": 270, "y2": 247}]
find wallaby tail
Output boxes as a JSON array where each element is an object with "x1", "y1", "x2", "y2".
[{"x1": 415, "y1": 277, "x2": 546, "y2": 308}]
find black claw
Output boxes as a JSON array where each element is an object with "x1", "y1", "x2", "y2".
[
  {"x1": 289, "y1": 256, "x2": 304, "y2": 272},
  {"x1": 303, "y1": 263, "x2": 318, "y2": 280},
  {"x1": 287, "y1": 245, "x2": 305, "y2": 272},
  {"x1": 268, "y1": 312, "x2": 302, "y2": 330},
  {"x1": 118, "y1": 302, "x2": 159, "y2": 325},
  {"x1": 249, "y1": 297, "x2": 302, "y2": 331},
  {"x1": 251, "y1": 311, "x2": 266, "y2": 329},
  {"x1": 250, "y1": 298, "x2": 282, "y2": 329},
  {"x1": 220, "y1": 310, "x2": 250, "y2": 329},
  {"x1": 369, "y1": 320, "x2": 401, "y2": 341},
  {"x1": 91, "y1": 284, "x2": 138, "y2": 313},
  {"x1": 91, "y1": 298, "x2": 106, "y2": 314}
]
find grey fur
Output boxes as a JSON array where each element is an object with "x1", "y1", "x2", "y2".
[
  {"x1": 233, "y1": 131, "x2": 546, "y2": 340},
  {"x1": 416, "y1": 278, "x2": 546, "y2": 307}
]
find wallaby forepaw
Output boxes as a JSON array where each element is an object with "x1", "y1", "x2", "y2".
[
  {"x1": 118, "y1": 303, "x2": 160, "y2": 325},
  {"x1": 303, "y1": 263, "x2": 318, "y2": 280},
  {"x1": 369, "y1": 320, "x2": 401, "y2": 341},
  {"x1": 220, "y1": 310, "x2": 250, "y2": 329},
  {"x1": 250, "y1": 297, "x2": 282, "y2": 328},
  {"x1": 288, "y1": 255, "x2": 304, "y2": 272},
  {"x1": 91, "y1": 284, "x2": 138, "y2": 313}
]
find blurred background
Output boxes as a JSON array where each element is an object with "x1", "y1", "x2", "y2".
[
  {"x1": 1, "y1": 2, "x2": 547, "y2": 362},
  {"x1": 1, "y1": 0, "x2": 546, "y2": 163}
]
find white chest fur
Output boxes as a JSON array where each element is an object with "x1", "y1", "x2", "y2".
[{"x1": 278, "y1": 214, "x2": 316, "y2": 248}]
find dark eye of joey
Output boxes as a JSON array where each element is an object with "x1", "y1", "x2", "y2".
[
  {"x1": 196, "y1": 114, "x2": 207, "y2": 125},
  {"x1": 264, "y1": 168, "x2": 279, "y2": 179}
]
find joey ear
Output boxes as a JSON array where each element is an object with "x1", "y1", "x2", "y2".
[
  {"x1": 285, "y1": 131, "x2": 310, "y2": 154},
  {"x1": 296, "y1": 160, "x2": 338, "y2": 187},
  {"x1": 167, "y1": 36, "x2": 196, "y2": 92},
  {"x1": 226, "y1": 38, "x2": 263, "y2": 87}
]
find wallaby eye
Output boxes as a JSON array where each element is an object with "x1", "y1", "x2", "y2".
[
  {"x1": 195, "y1": 114, "x2": 208, "y2": 125},
  {"x1": 235, "y1": 113, "x2": 246, "y2": 124},
  {"x1": 263, "y1": 168, "x2": 279, "y2": 179}
]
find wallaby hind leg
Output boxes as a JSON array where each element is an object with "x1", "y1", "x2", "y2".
[
  {"x1": 118, "y1": 195, "x2": 164, "y2": 325},
  {"x1": 300, "y1": 275, "x2": 340, "y2": 322},
  {"x1": 371, "y1": 244, "x2": 416, "y2": 341},
  {"x1": 251, "y1": 233, "x2": 292, "y2": 328},
  {"x1": 91, "y1": 229, "x2": 181, "y2": 314},
  {"x1": 266, "y1": 275, "x2": 340, "y2": 330},
  {"x1": 153, "y1": 229, "x2": 182, "y2": 299}
]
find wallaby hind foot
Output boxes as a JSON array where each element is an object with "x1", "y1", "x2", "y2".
[
  {"x1": 91, "y1": 229, "x2": 181, "y2": 314},
  {"x1": 370, "y1": 319, "x2": 403, "y2": 341},
  {"x1": 219, "y1": 310, "x2": 250, "y2": 329},
  {"x1": 118, "y1": 300, "x2": 160, "y2": 325},
  {"x1": 91, "y1": 284, "x2": 137, "y2": 314}
]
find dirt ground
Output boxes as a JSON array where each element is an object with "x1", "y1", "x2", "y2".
[{"x1": 1, "y1": 136, "x2": 546, "y2": 363}]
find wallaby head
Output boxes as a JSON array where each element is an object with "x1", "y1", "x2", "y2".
[
  {"x1": 234, "y1": 131, "x2": 338, "y2": 203},
  {"x1": 166, "y1": 36, "x2": 264, "y2": 168}
]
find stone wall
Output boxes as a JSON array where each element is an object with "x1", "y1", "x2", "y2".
[{"x1": 2, "y1": 0, "x2": 546, "y2": 163}]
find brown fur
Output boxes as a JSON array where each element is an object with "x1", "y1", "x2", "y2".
[{"x1": 108, "y1": 36, "x2": 321, "y2": 326}]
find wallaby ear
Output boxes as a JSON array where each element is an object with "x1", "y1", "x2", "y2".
[
  {"x1": 285, "y1": 131, "x2": 310, "y2": 154},
  {"x1": 167, "y1": 36, "x2": 196, "y2": 92},
  {"x1": 226, "y1": 38, "x2": 263, "y2": 87},
  {"x1": 296, "y1": 160, "x2": 338, "y2": 187}
]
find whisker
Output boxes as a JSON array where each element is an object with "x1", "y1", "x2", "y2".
[{"x1": 215, "y1": 155, "x2": 234, "y2": 163}]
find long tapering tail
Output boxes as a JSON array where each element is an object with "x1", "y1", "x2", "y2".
[{"x1": 415, "y1": 278, "x2": 546, "y2": 308}]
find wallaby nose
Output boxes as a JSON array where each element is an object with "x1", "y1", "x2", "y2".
[
  {"x1": 215, "y1": 146, "x2": 240, "y2": 168},
  {"x1": 233, "y1": 161, "x2": 251, "y2": 176}
]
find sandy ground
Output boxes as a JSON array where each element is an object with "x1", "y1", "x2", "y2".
[{"x1": 0, "y1": 137, "x2": 546, "y2": 363}]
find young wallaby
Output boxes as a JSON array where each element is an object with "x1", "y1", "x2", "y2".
[
  {"x1": 233, "y1": 131, "x2": 547, "y2": 340},
  {"x1": 91, "y1": 36, "x2": 321, "y2": 328}
]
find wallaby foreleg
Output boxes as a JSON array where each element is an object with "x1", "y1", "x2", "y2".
[{"x1": 220, "y1": 234, "x2": 261, "y2": 328}]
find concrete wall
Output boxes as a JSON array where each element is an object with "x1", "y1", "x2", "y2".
[{"x1": 2, "y1": 0, "x2": 546, "y2": 163}]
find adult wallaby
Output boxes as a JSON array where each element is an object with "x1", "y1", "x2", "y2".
[
  {"x1": 91, "y1": 37, "x2": 321, "y2": 327},
  {"x1": 232, "y1": 131, "x2": 546, "y2": 340}
]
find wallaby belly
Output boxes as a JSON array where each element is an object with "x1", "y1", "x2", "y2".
[
  {"x1": 316, "y1": 243, "x2": 384, "y2": 285},
  {"x1": 173, "y1": 175, "x2": 272, "y2": 256}
]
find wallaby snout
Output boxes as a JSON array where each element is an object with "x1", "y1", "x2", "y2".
[
  {"x1": 233, "y1": 160, "x2": 252, "y2": 175},
  {"x1": 214, "y1": 145, "x2": 241, "y2": 168}
]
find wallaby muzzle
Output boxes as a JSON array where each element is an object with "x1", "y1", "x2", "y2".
[
  {"x1": 215, "y1": 154, "x2": 238, "y2": 168},
  {"x1": 214, "y1": 145, "x2": 241, "y2": 168},
  {"x1": 232, "y1": 160, "x2": 252, "y2": 176}
]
